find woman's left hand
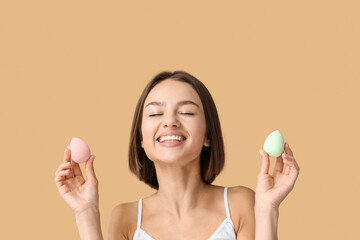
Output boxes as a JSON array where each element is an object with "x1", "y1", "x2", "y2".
[{"x1": 255, "y1": 142, "x2": 300, "y2": 210}]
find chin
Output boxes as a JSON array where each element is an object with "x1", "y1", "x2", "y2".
[
  {"x1": 153, "y1": 157, "x2": 184, "y2": 165},
  {"x1": 153, "y1": 155, "x2": 200, "y2": 167}
]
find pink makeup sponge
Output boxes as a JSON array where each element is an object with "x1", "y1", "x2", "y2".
[{"x1": 69, "y1": 137, "x2": 91, "y2": 163}]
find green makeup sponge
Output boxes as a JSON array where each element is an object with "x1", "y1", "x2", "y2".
[{"x1": 263, "y1": 130, "x2": 285, "y2": 157}]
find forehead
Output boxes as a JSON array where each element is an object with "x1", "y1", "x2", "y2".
[{"x1": 144, "y1": 79, "x2": 202, "y2": 106}]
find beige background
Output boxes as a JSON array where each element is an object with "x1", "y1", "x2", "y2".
[{"x1": 1, "y1": 0, "x2": 359, "y2": 239}]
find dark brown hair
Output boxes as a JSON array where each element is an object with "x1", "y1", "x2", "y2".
[{"x1": 128, "y1": 71, "x2": 225, "y2": 190}]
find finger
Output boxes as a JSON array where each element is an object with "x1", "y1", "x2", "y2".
[
  {"x1": 65, "y1": 146, "x2": 76, "y2": 177},
  {"x1": 55, "y1": 169, "x2": 72, "y2": 180},
  {"x1": 289, "y1": 156, "x2": 300, "y2": 175},
  {"x1": 282, "y1": 154, "x2": 294, "y2": 175},
  {"x1": 283, "y1": 155, "x2": 299, "y2": 180},
  {"x1": 63, "y1": 146, "x2": 71, "y2": 164},
  {"x1": 284, "y1": 158, "x2": 300, "y2": 187},
  {"x1": 55, "y1": 162, "x2": 71, "y2": 176},
  {"x1": 258, "y1": 149, "x2": 270, "y2": 176},
  {"x1": 71, "y1": 160, "x2": 83, "y2": 178},
  {"x1": 294, "y1": 158, "x2": 300, "y2": 172},
  {"x1": 290, "y1": 160, "x2": 300, "y2": 182},
  {"x1": 54, "y1": 174, "x2": 69, "y2": 191},
  {"x1": 284, "y1": 159, "x2": 291, "y2": 175},
  {"x1": 284, "y1": 142, "x2": 294, "y2": 157},
  {"x1": 85, "y1": 155, "x2": 97, "y2": 182},
  {"x1": 273, "y1": 154, "x2": 285, "y2": 175}
]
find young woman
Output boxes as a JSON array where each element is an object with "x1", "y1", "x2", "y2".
[{"x1": 54, "y1": 71, "x2": 300, "y2": 240}]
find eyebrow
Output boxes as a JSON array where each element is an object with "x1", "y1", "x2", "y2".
[{"x1": 145, "y1": 100, "x2": 200, "y2": 109}]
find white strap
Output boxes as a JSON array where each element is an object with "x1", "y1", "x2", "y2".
[
  {"x1": 137, "y1": 198, "x2": 142, "y2": 229},
  {"x1": 224, "y1": 186, "x2": 231, "y2": 219}
]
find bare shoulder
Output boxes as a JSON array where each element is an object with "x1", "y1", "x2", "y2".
[
  {"x1": 108, "y1": 201, "x2": 138, "y2": 240},
  {"x1": 228, "y1": 185, "x2": 255, "y2": 205},
  {"x1": 227, "y1": 185, "x2": 255, "y2": 232}
]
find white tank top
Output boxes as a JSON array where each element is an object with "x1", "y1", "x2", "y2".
[{"x1": 133, "y1": 186, "x2": 236, "y2": 240}]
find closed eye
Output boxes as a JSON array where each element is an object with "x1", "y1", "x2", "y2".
[
  {"x1": 149, "y1": 114, "x2": 162, "y2": 117},
  {"x1": 180, "y1": 112, "x2": 194, "y2": 115},
  {"x1": 148, "y1": 113, "x2": 194, "y2": 117}
]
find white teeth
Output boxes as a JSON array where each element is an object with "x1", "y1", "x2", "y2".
[{"x1": 158, "y1": 135, "x2": 185, "y2": 143}]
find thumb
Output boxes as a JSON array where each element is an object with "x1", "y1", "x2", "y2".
[
  {"x1": 85, "y1": 155, "x2": 98, "y2": 182},
  {"x1": 258, "y1": 149, "x2": 270, "y2": 176}
]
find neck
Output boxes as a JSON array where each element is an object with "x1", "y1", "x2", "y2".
[{"x1": 153, "y1": 159, "x2": 209, "y2": 219}]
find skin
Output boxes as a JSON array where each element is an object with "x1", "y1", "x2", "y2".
[
  {"x1": 133, "y1": 79, "x2": 248, "y2": 238},
  {"x1": 54, "y1": 79, "x2": 300, "y2": 240},
  {"x1": 140, "y1": 79, "x2": 212, "y2": 217}
]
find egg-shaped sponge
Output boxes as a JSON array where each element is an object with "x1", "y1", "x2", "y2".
[
  {"x1": 263, "y1": 130, "x2": 285, "y2": 157},
  {"x1": 69, "y1": 137, "x2": 91, "y2": 163}
]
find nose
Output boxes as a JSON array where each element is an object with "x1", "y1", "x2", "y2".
[{"x1": 163, "y1": 113, "x2": 180, "y2": 128}]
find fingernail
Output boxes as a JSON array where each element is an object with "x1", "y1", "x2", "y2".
[{"x1": 258, "y1": 150, "x2": 262, "y2": 154}]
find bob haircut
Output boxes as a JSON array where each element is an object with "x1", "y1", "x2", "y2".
[{"x1": 128, "y1": 70, "x2": 225, "y2": 190}]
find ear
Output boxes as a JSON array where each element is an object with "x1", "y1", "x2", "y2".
[{"x1": 204, "y1": 138, "x2": 210, "y2": 147}]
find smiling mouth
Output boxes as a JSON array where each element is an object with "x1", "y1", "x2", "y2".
[{"x1": 157, "y1": 135, "x2": 187, "y2": 143}]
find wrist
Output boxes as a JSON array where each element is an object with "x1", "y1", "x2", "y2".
[
  {"x1": 255, "y1": 196, "x2": 280, "y2": 210},
  {"x1": 75, "y1": 207, "x2": 103, "y2": 240},
  {"x1": 255, "y1": 202, "x2": 279, "y2": 216},
  {"x1": 254, "y1": 200, "x2": 279, "y2": 240},
  {"x1": 75, "y1": 206, "x2": 100, "y2": 221}
]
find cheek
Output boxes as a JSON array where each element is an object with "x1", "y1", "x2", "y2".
[
  {"x1": 141, "y1": 119, "x2": 155, "y2": 144},
  {"x1": 190, "y1": 117, "x2": 207, "y2": 141},
  {"x1": 197, "y1": 115, "x2": 207, "y2": 132}
]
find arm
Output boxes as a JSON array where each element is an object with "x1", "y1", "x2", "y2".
[
  {"x1": 235, "y1": 187, "x2": 255, "y2": 240},
  {"x1": 254, "y1": 204, "x2": 279, "y2": 240},
  {"x1": 236, "y1": 143, "x2": 299, "y2": 240},
  {"x1": 54, "y1": 147, "x2": 104, "y2": 240},
  {"x1": 237, "y1": 200, "x2": 279, "y2": 240},
  {"x1": 234, "y1": 188, "x2": 280, "y2": 240},
  {"x1": 254, "y1": 142, "x2": 300, "y2": 240},
  {"x1": 108, "y1": 203, "x2": 132, "y2": 240},
  {"x1": 76, "y1": 207, "x2": 104, "y2": 240}
]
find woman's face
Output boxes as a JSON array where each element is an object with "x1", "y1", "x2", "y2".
[{"x1": 141, "y1": 79, "x2": 210, "y2": 166}]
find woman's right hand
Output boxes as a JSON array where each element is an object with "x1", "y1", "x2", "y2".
[{"x1": 54, "y1": 146, "x2": 99, "y2": 216}]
